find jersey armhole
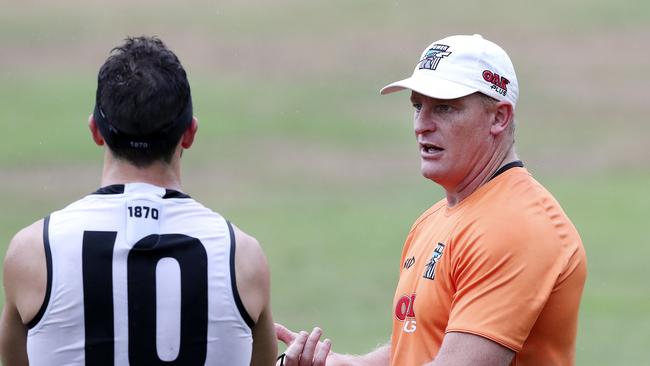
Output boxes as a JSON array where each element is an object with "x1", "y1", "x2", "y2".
[
  {"x1": 227, "y1": 220, "x2": 255, "y2": 329},
  {"x1": 27, "y1": 215, "x2": 53, "y2": 329}
]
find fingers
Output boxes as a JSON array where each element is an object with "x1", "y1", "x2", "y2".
[
  {"x1": 314, "y1": 338, "x2": 332, "y2": 366},
  {"x1": 275, "y1": 323, "x2": 298, "y2": 345},
  {"x1": 279, "y1": 327, "x2": 331, "y2": 366},
  {"x1": 284, "y1": 331, "x2": 309, "y2": 365},
  {"x1": 299, "y1": 328, "x2": 322, "y2": 366}
]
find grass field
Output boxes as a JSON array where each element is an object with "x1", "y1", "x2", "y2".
[{"x1": 1, "y1": 0, "x2": 649, "y2": 364}]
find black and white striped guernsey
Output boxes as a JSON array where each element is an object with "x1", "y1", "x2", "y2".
[{"x1": 27, "y1": 183, "x2": 253, "y2": 366}]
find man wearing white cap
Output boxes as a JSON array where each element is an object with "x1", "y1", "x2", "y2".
[{"x1": 276, "y1": 34, "x2": 587, "y2": 366}]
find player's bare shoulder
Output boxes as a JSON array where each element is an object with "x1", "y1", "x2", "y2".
[
  {"x1": 230, "y1": 223, "x2": 270, "y2": 325},
  {"x1": 3, "y1": 219, "x2": 47, "y2": 325}
]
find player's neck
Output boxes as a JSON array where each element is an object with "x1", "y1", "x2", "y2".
[
  {"x1": 444, "y1": 147, "x2": 518, "y2": 207},
  {"x1": 100, "y1": 151, "x2": 183, "y2": 191}
]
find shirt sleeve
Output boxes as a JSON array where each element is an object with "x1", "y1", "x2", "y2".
[{"x1": 445, "y1": 213, "x2": 566, "y2": 352}]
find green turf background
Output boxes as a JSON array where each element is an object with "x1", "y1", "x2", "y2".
[{"x1": 1, "y1": 0, "x2": 649, "y2": 364}]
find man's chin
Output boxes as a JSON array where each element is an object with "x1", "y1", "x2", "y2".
[{"x1": 420, "y1": 167, "x2": 443, "y2": 183}]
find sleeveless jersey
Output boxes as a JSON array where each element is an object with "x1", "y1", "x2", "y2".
[
  {"x1": 26, "y1": 183, "x2": 254, "y2": 366},
  {"x1": 391, "y1": 166, "x2": 587, "y2": 366}
]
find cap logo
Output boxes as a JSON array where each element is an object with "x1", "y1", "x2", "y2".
[
  {"x1": 418, "y1": 44, "x2": 451, "y2": 71},
  {"x1": 482, "y1": 70, "x2": 510, "y2": 96}
]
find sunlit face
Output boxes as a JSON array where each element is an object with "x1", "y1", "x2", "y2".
[{"x1": 410, "y1": 91, "x2": 497, "y2": 190}]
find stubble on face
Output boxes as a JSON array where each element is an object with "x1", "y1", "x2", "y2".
[{"x1": 412, "y1": 92, "x2": 496, "y2": 191}]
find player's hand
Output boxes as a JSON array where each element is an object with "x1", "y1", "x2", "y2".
[{"x1": 275, "y1": 323, "x2": 332, "y2": 366}]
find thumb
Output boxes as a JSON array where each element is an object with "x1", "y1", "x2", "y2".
[{"x1": 275, "y1": 323, "x2": 297, "y2": 345}]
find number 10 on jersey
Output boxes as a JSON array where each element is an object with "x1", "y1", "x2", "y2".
[{"x1": 82, "y1": 230, "x2": 208, "y2": 365}]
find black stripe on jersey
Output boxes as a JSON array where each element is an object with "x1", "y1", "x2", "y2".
[
  {"x1": 92, "y1": 184, "x2": 125, "y2": 195},
  {"x1": 163, "y1": 189, "x2": 192, "y2": 199},
  {"x1": 227, "y1": 221, "x2": 255, "y2": 329},
  {"x1": 489, "y1": 160, "x2": 524, "y2": 182},
  {"x1": 82, "y1": 231, "x2": 117, "y2": 366},
  {"x1": 27, "y1": 215, "x2": 53, "y2": 329}
]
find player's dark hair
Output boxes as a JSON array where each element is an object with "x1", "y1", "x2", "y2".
[{"x1": 94, "y1": 36, "x2": 192, "y2": 167}]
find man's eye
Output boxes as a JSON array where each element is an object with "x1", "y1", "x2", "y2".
[
  {"x1": 435, "y1": 105, "x2": 452, "y2": 112},
  {"x1": 412, "y1": 103, "x2": 422, "y2": 112}
]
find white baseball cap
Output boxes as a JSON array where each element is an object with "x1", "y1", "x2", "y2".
[{"x1": 380, "y1": 34, "x2": 518, "y2": 107}]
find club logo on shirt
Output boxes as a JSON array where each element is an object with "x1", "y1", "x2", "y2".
[
  {"x1": 394, "y1": 293, "x2": 417, "y2": 333},
  {"x1": 403, "y1": 256, "x2": 415, "y2": 270},
  {"x1": 418, "y1": 44, "x2": 451, "y2": 71},
  {"x1": 423, "y1": 243, "x2": 445, "y2": 280}
]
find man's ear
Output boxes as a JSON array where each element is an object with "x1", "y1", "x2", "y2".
[
  {"x1": 181, "y1": 117, "x2": 198, "y2": 149},
  {"x1": 490, "y1": 102, "x2": 514, "y2": 136},
  {"x1": 88, "y1": 114, "x2": 105, "y2": 146}
]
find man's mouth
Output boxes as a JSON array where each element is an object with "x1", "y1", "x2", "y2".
[{"x1": 420, "y1": 142, "x2": 444, "y2": 154}]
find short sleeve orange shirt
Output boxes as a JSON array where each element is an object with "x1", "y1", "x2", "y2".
[{"x1": 391, "y1": 167, "x2": 587, "y2": 366}]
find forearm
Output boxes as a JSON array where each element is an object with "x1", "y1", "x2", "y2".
[
  {"x1": 328, "y1": 344, "x2": 390, "y2": 366},
  {"x1": 423, "y1": 332, "x2": 514, "y2": 366},
  {"x1": 0, "y1": 306, "x2": 29, "y2": 366},
  {"x1": 250, "y1": 306, "x2": 278, "y2": 366}
]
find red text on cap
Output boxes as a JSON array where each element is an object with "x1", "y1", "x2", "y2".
[{"x1": 482, "y1": 70, "x2": 510, "y2": 96}]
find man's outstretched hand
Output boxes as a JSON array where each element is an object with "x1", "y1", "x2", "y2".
[{"x1": 275, "y1": 323, "x2": 332, "y2": 366}]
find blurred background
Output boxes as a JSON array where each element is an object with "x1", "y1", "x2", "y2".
[{"x1": 1, "y1": 0, "x2": 649, "y2": 364}]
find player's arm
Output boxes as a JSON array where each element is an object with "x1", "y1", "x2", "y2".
[
  {"x1": 425, "y1": 332, "x2": 514, "y2": 366},
  {"x1": 232, "y1": 225, "x2": 278, "y2": 366},
  {"x1": 334, "y1": 345, "x2": 391, "y2": 366},
  {"x1": 0, "y1": 220, "x2": 46, "y2": 366},
  {"x1": 0, "y1": 305, "x2": 28, "y2": 366},
  {"x1": 276, "y1": 323, "x2": 390, "y2": 366}
]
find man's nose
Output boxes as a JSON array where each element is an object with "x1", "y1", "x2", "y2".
[{"x1": 414, "y1": 110, "x2": 435, "y2": 135}]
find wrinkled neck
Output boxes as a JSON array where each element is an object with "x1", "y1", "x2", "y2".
[{"x1": 444, "y1": 146, "x2": 518, "y2": 207}]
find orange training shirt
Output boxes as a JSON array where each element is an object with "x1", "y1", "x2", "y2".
[{"x1": 391, "y1": 167, "x2": 587, "y2": 366}]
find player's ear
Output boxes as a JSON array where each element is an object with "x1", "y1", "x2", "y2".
[
  {"x1": 181, "y1": 117, "x2": 198, "y2": 149},
  {"x1": 489, "y1": 102, "x2": 514, "y2": 136},
  {"x1": 88, "y1": 114, "x2": 105, "y2": 146}
]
